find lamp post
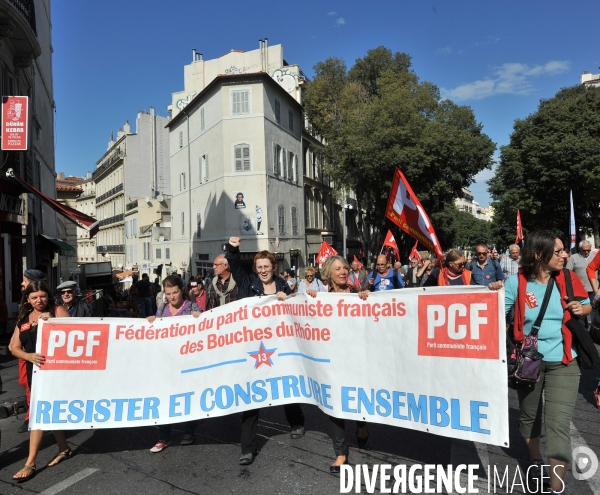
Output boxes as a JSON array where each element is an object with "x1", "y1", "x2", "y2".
[{"x1": 342, "y1": 201, "x2": 353, "y2": 261}]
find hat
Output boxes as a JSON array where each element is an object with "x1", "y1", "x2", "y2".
[
  {"x1": 24, "y1": 269, "x2": 46, "y2": 282},
  {"x1": 56, "y1": 281, "x2": 77, "y2": 291}
]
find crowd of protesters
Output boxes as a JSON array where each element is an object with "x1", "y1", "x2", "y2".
[{"x1": 8, "y1": 234, "x2": 600, "y2": 494}]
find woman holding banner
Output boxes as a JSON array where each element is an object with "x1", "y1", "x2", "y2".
[
  {"x1": 146, "y1": 275, "x2": 202, "y2": 452},
  {"x1": 489, "y1": 231, "x2": 590, "y2": 493},
  {"x1": 306, "y1": 255, "x2": 370, "y2": 473},
  {"x1": 226, "y1": 237, "x2": 306, "y2": 466},
  {"x1": 10, "y1": 281, "x2": 71, "y2": 481},
  {"x1": 422, "y1": 249, "x2": 473, "y2": 286}
]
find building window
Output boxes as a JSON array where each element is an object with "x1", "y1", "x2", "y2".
[
  {"x1": 273, "y1": 144, "x2": 281, "y2": 175},
  {"x1": 180, "y1": 172, "x2": 186, "y2": 191},
  {"x1": 274, "y1": 99, "x2": 281, "y2": 124},
  {"x1": 282, "y1": 150, "x2": 287, "y2": 179},
  {"x1": 202, "y1": 154, "x2": 208, "y2": 181},
  {"x1": 291, "y1": 206, "x2": 298, "y2": 235},
  {"x1": 232, "y1": 89, "x2": 250, "y2": 115},
  {"x1": 234, "y1": 144, "x2": 250, "y2": 172},
  {"x1": 133, "y1": 219, "x2": 137, "y2": 237},
  {"x1": 278, "y1": 204, "x2": 285, "y2": 235},
  {"x1": 288, "y1": 109, "x2": 294, "y2": 131},
  {"x1": 305, "y1": 190, "x2": 310, "y2": 228},
  {"x1": 125, "y1": 221, "x2": 129, "y2": 238},
  {"x1": 200, "y1": 106, "x2": 205, "y2": 131},
  {"x1": 181, "y1": 212, "x2": 185, "y2": 236},
  {"x1": 179, "y1": 131, "x2": 183, "y2": 148},
  {"x1": 288, "y1": 151, "x2": 294, "y2": 181},
  {"x1": 156, "y1": 248, "x2": 162, "y2": 259},
  {"x1": 166, "y1": 248, "x2": 170, "y2": 259}
]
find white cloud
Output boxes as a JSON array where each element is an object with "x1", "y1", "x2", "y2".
[
  {"x1": 437, "y1": 45, "x2": 454, "y2": 55},
  {"x1": 327, "y1": 11, "x2": 337, "y2": 16},
  {"x1": 441, "y1": 60, "x2": 570, "y2": 101},
  {"x1": 336, "y1": 17, "x2": 345, "y2": 25}
]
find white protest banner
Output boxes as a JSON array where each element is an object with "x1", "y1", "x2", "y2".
[{"x1": 31, "y1": 286, "x2": 509, "y2": 447}]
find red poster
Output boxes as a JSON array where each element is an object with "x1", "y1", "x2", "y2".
[{"x1": 2, "y1": 96, "x2": 28, "y2": 150}]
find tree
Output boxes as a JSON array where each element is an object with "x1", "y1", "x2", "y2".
[
  {"x1": 303, "y1": 46, "x2": 496, "y2": 255},
  {"x1": 488, "y1": 84, "x2": 600, "y2": 247}
]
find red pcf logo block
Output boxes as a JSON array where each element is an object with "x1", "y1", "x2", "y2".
[
  {"x1": 417, "y1": 292, "x2": 499, "y2": 359},
  {"x1": 40, "y1": 323, "x2": 110, "y2": 370}
]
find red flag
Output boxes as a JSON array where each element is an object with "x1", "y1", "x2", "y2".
[
  {"x1": 353, "y1": 255, "x2": 363, "y2": 270},
  {"x1": 409, "y1": 240, "x2": 422, "y2": 262},
  {"x1": 385, "y1": 170, "x2": 443, "y2": 258},
  {"x1": 515, "y1": 210, "x2": 524, "y2": 244},
  {"x1": 383, "y1": 229, "x2": 399, "y2": 254},
  {"x1": 316, "y1": 240, "x2": 338, "y2": 264}
]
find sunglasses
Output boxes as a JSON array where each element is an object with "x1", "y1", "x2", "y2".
[
  {"x1": 452, "y1": 262, "x2": 466, "y2": 268},
  {"x1": 61, "y1": 290, "x2": 74, "y2": 295},
  {"x1": 476, "y1": 252, "x2": 488, "y2": 256}
]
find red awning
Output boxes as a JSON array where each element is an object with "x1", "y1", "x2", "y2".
[{"x1": 7, "y1": 168, "x2": 99, "y2": 237}]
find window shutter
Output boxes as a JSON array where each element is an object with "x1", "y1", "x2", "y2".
[
  {"x1": 204, "y1": 154, "x2": 209, "y2": 181},
  {"x1": 200, "y1": 107, "x2": 205, "y2": 131},
  {"x1": 243, "y1": 146, "x2": 250, "y2": 171},
  {"x1": 273, "y1": 144, "x2": 278, "y2": 174},
  {"x1": 275, "y1": 99, "x2": 281, "y2": 124},
  {"x1": 241, "y1": 90, "x2": 249, "y2": 114},
  {"x1": 235, "y1": 146, "x2": 242, "y2": 171},
  {"x1": 289, "y1": 109, "x2": 294, "y2": 131},
  {"x1": 232, "y1": 92, "x2": 240, "y2": 114},
  {"x1": 282, "y1": 150, "x2": 287, "y2": 179},
  {"x1": 288, "y1": 152, "x2": 294, "y2": 180}
]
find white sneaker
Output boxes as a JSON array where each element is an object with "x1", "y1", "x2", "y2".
[{"x1": 150, "y1": 439, "x2": 172, "y2": 452}]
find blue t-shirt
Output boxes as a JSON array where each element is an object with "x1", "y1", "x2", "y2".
[
  {"x1": 368, "y1": 270, "x2": 405, "y2": 291},
  {"x1": 505, "y1": 274, "x2": 588, "y2": 362}
]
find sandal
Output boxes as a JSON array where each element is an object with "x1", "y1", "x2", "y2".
[
  {"x1": 13, "y1": 464, "x2": 36, "y2": 481},
  {"x1": 47, "y1": 448, "x2": 73, "y2": 467}
]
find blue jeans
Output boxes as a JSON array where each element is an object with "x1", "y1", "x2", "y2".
[{"x1": 139, "y1": 297, "x2": 153, "y2": 318}]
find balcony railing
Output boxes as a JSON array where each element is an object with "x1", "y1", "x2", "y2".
[
  {"x1": 96, "y1": 245, "x2": 125, "y2": 253},
  {"x1": 126, "y1": 199, "x2": 138, "y2": 211},
  {"x1": 93, "y1": 150, "x2": 124, "y2": 179},
  {"x1": 9, "y1": 0, "x2": 36, "y2": 35},
  {"x1": 96, "y1": 183, "x2": 123, "y2": 204},
  {"x1": 98, "y1": 213, "x2": 124, "y2": 227}
]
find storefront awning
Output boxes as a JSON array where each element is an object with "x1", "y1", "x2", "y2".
[
  {"x1": 116, "y1": 270, "x2": 134, "y2": 279},
  {"x1": 40, "y1": 234, "x2": 76, "y2": 256},
  {"x1": 7, "y1": 168, "x2": 99, "y2": 237}
]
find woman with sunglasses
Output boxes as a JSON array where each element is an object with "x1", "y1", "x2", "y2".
[
  {"x1": 297, "y1": 266, "x2": 327, "y2": 293},
  {"x1": 226, "y1": 236, "x2": 305, "y2": 466},
  {"x1": 422, "y1": 249, "x2": 473, "y2": 286},
  {"x1": 56, "y1": 281, "x2": 92, "y2": 317},
  {"x1": 10, "y1": 281, "x2": 71, "y2": 481},
  {"x1": 304, "y1": 255, "x2": 370, "y2": 473}
]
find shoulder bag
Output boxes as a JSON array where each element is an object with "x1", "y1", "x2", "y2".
[{"x1": 508, "y1": 277, "x2": 554, "y2": 388}]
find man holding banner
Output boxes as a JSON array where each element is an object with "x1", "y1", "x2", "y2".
[{"x1": 367, "y1": 255, "x2": 405, "y2": 291}]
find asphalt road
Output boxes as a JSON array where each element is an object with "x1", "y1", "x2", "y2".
[{"x1": 0, "y1": 355, "x2": 599, "y2": 495}]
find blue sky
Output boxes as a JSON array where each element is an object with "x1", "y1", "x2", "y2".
[{"x1": 53, "y1": 1, "x2": 600, "y2": 207}]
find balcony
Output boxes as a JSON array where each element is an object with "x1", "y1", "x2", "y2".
[
  {"x1": 126, "y1": 199, "x2": 138, "y2": 211},
  {"x1": 98, "y1": 213, "x2": 124, "y2": 227},
  {"x1": 93, "y1": 149, "x2": 124, "y2": 180},
  {"x1": 96, "y1": 245, "x2": 125, "y2": 253},
  {"x1": 96, "y1": 183, "x2": 123, "y2": 204},
  {"x1": 0, "y1": 0, "x2": 41, "y2": 62},
  {"x1": 77, "y1": 189, "x2": 95, "y2": 199}
]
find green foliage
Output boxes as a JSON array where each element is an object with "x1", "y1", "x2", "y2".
[
  {"x1": 488, "y1": 84, "x2": 600, "y2": 248},
  {"x1": 303, "y1": 46, "x2": 496, "y2": 254}
]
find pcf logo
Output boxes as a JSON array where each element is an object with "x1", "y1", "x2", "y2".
[
  {"x1": 417, "y1": 292, "x2": 499, "y2": 359},
  {"x1": 40, "y1": 323, "x2": 110, "y2": 370}
]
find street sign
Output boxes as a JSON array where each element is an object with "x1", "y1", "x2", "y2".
[
  {"x1": 2, "y1": 96, "x2": 28, "y2": 150},
  {"x1": 68, "y1": 268, "x2": 81, "y2": 274}
]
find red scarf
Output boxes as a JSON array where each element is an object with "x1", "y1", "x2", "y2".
[
  {"x1": 437, "y1": 268, "x2": 471, "y2": 286},
  {"x1": 513, "y1": 268, "x2": 587, "y2": 364}
]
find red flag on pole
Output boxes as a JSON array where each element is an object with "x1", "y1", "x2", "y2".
[
  {"x1": 383, "y1": 229, "x2": 399, "y2": 254},
  {"x1": 353, "y1": 255, "x2": 363, "y2": 270},
  {"x1": 409, "y1": 240, "x2": 422, "y2": 262},
  {"x1": 316, "y1": 240, "x2": 338, "y2": 264},
  {"x1": 385, "y1": 170, "x2": 443, "y2": 259},
  {"x1": 515, "y1": 210, "x2": 524, "y2": 244}
]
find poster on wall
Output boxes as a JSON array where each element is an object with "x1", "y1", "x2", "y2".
[
  {"x1": 240, "y1": 214, "x2": 256, "y2": 235},
  {"x1": 233, "y1": 191, "x2": 246, "y2": 209},
  {"x1": 255, "y1": 205, "x2": 263, "y2": 235},
  {"x1": 2, "y1": 96, "x2": 28, "y2": 151}
]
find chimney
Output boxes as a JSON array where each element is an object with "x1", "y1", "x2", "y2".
[
  {"x1": 123, "y1": 120, "x2": 131, "y2": 134},
  {"x1": 57, "y1": 172, "x2": 65, "y2": 180},
  {"x1": 192, "y1": 48, "x2": 196, "y2": 62}
]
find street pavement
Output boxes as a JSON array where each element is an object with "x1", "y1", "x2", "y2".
[{"x1": 0, "y1": 353, "x2": 599, "y2": 494}]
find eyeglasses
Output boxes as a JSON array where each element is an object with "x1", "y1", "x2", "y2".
[
  {"x1": 581, "y1": 249, "x2": 591, "y2": 253},
  {"x1": 60, "y1": 290, "x2": 74, "y2": 295},
  {"x1": 476, "y1": 251, "x2": 488, "y2": 256},
  {"x1": 554, "y1": 249, "x2": 567, "y2": 256},
  {"x1": 306, "y1": 275, "x2": 314, "y2": 278},
  {"x1": 451, "y1": 262, "x2": 466, "y2": 268}
]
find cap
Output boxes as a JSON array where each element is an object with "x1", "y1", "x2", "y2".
[
  {"x1": 56, "y1": 281, "x2": 77, "y2": 291},
  {"x1": 24, "y1": 269, "x2": 46, "y2": 282}
]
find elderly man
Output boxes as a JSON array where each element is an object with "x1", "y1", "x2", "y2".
[
  {"x1": 568, "y1": 241, "x2": 595, "y2": 326},
  {"x1": 367, "y1": 255, "x2": 405, "y2": 291},
  {"x1": 468, "y1": 243, "x2": 504, "y2": 287},
  {"x1": 501, "y1": 244, "x2": 521, "y2": 277},
  {"x1": 206, "y1": 254, "x2": 238, "y2": 310},
  {"x1": 348, "y1": 260, "x2": 367, "y2": 289},
  {"x1": 57, "y1": 281, "x2": 92, "y2": 317}
]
